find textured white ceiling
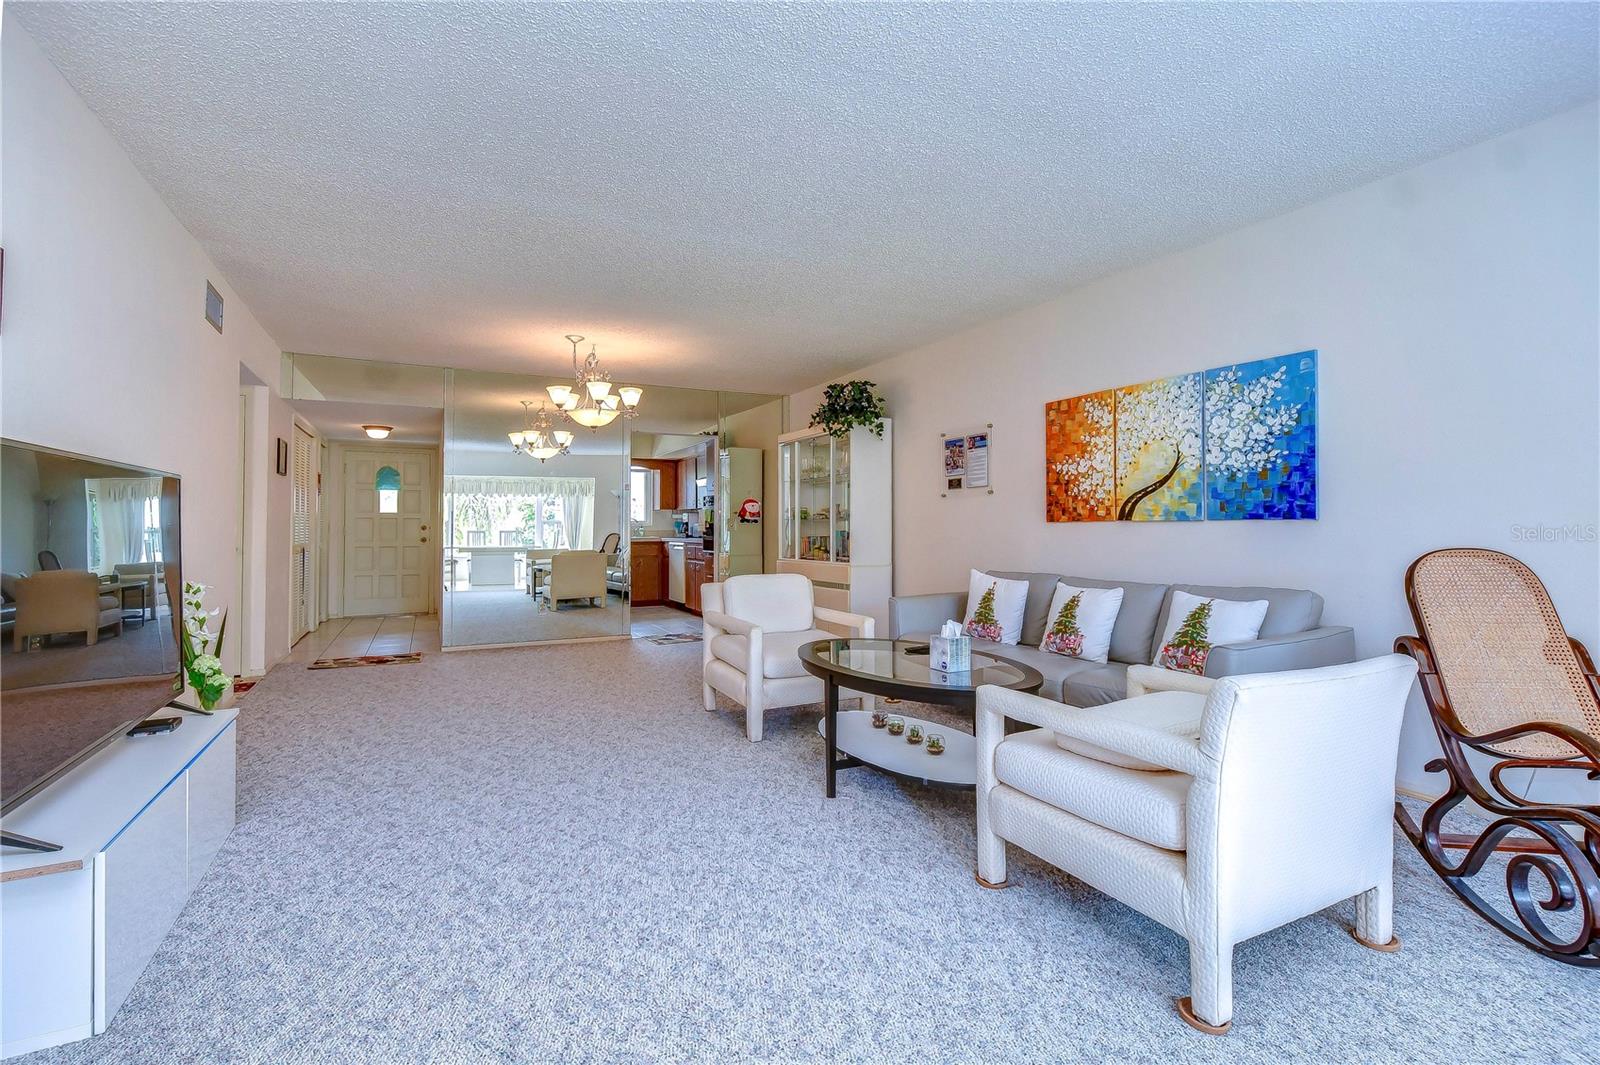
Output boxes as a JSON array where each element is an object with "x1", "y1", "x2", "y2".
[{"x1": 13, "y1": 2, "x2": 1598, "y2": 392}]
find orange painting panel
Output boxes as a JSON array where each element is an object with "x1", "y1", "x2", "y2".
[{"x1": 1045, "y1": 389, "x2": 1116, "y2": 522}]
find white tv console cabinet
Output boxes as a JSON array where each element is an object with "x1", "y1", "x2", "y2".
[{"x1": 0, "y1": 709, "x2": 237, "y2": 1059}]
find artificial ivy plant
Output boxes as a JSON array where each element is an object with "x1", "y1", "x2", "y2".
[{"x1": 809, "y1": 380, "x2": 887, "y2": 439}]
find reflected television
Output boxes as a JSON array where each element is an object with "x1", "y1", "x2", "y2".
[{"x1": 1, "y1": 439, "x2": 183, "y2": 851}]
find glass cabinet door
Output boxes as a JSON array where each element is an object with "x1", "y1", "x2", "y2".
[
  {"x1": 779, "y1": 440, "x2": 796, "y2": 560},
  {"x1": 796, "y1": 434, "x2": 832, "y2": 560},
  {"x1": 832, "y1": 433, "x2": 850, "y2": 563}
]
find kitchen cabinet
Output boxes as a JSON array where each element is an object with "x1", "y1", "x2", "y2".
[
  {"x1": 633, "y1": 460, "x2": 679, "y2": 511},
  {"x1": 630, "y1": 540, "x2": 668, "y2": 605},
  {"x1": 677, "y1": 458, "x2": 693, "y2": 514},
  {"x1": 684, "y1": 542, "x2": 711, "y2": 614}
]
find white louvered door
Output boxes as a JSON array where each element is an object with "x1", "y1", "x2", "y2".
[
  {"x1": 290, "y1": 426, "x2": 316, "y2": 642},
  {"x1": 343, "y1": 448, "x2": 433, "y2": 616}
]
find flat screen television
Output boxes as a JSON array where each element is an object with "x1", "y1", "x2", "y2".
[{"x1": 1, "y1": 438, "x2": 183, "y2": 852}]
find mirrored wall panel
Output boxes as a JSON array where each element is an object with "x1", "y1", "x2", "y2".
[{"x1": 443, "y1": 368, "x2": 629, "y2": 646}]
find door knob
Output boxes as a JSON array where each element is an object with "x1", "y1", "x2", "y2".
[{"x1": 420, "y1": 536, "x2": 429, "y2": 543}]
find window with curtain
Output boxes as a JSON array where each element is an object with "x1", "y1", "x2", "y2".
[
  {"x1": 446, "y1": 476, "x2": 594, "y2": 551},
  {"x1": 629, "y1": 467, "x2": 652, "y2": 523},
  {"x1": 85, "y1": 477, "x2": 164, "y2": 572}
]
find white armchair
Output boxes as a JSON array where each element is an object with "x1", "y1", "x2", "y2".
[
  {"x1": 702, "y1": 574, "x2": 874, "y2": 742},
  {"x1": 975, "y1": 656, "x2": 1418, "y2": 1034}
]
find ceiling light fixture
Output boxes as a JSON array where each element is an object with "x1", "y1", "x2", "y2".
[
  {"x1": 508, "y1": 400, "x2": 574, "y2": 462},
  {"x1": 362, "y1": 425, "x2": 394, "y2": 439},
  {"x1": 546, "y1": 334, "x2": 643, "y2": 429}
]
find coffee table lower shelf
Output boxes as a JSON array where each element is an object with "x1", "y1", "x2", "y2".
[{"x1": 821, "y1": 711, "x2": 976, "y2": 793}]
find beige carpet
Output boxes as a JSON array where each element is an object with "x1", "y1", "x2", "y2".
[
  {"x1": 444, "y1": 587, "x2": 626, "y2": 645},
  {"x1": 17, "y1": 638, "x2": 1592, "y2": 1064},
  {"x1": 2, "y1": 610, "x2": 178, "y2": 690}
]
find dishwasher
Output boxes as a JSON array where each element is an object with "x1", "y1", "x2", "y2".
[{"x1": 667, "y1": 541, "x2": 687, "y2": 603}]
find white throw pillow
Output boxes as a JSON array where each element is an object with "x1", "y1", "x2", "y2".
[
  {"x1": 1038, "y1": 583, "x2": 1124, "y2": 664},
  {"x1": 962, "y1": 570, "x2": 1028, "y2": 645},
  {"x1": 1152, "y1": 590, "x2": 1269, "y2": 675}
]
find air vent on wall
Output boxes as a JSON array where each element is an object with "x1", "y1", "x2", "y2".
[{"x1": 204, "y1": 281, "x2": 224, "y2": 333}]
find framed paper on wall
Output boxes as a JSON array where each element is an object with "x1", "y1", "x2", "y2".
[
  {"x1": 276, "y1": 437, "x2": 289, "y2": 476},
  {"x1": 941, "y1": 425, "x2": 992, "y2": 496}
]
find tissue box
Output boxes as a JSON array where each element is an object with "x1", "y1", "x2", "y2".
[{"x1": 930, "y1": 634, "x2": 972, "y2": 674}]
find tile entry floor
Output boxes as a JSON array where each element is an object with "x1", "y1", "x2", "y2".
[
  {"x1": 628, "y1": 604, "x2": 700, "y2": 640},
  {"x1": 284, "y1": 614, "x2": 442, "y2": 664}
]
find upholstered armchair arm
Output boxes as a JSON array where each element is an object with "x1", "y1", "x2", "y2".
[
  {"x1": 1204, "y1": 625, "x2": 1356, "y2": 677},
  {"x1": 1126, "y1": 664, "x2": 1216, "y2": 698},
  {"x1": 976, "y1": 684, "x2": 1212, "y2": 777},
  {"x1": 701, "y1": 610, "x2": 757, "y2": 638},
  {"x1": 888, "y1": 592, "x2": 965, "y2": 639},
  {"x1": 814, "y1": 606, "x2": 874, "y2": 637}
]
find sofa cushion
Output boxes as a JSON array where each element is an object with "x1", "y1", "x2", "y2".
[
  {"x1": 1150, "y1": 584, "x2": 1324, "y2": 661},
  {"x1": 1053, "y1": 690, "x2": 1207, "y2": 770},
  {"x1": 966, "y1": 640, "x2": 1105, "y2": 702},
  {"x1": 711, "y1": 627, "x2": 832, "y2": 680},
  {"x1": 995, "y1": 730, "x2": 1191, "y2": 851},
  {"x1": 1060, "y1": 662, "x2": 1131, "y2": 707},
  {"x1": 986, "y1": 571, "x2": 1168, "y2": 661}
]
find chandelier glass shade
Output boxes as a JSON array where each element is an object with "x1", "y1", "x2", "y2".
[
  {"x1": 508, "y1": 400, "x2": 574, "y2": 462},
  {"x1": 546, "y1": 334, "x2": 642, "y2": 429}
]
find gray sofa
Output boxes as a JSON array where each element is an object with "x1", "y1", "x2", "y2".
[{"x1": 890, "y1": 570, "x2": 1355, "y2": 707}]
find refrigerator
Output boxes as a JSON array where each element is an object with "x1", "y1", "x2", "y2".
[{"x1": 717, "y1": 447, "x2": 764, "y2": 579}]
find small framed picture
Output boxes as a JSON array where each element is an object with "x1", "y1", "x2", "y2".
[{"x1": 276, "y1": 438, "x2": 289, "y2": 476}]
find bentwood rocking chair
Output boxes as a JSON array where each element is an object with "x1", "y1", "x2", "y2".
[{"x1": 1395, "y1": 548, "x2": 1600, "y2": 966}]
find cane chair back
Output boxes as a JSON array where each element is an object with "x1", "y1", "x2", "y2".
[{"x1": 1407, "y1": 548, "x2": 1599, "y2": 758}]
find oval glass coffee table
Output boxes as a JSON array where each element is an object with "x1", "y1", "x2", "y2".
[{"x1": 798, "y1": 638, "x2": 1044, "y2": 797}]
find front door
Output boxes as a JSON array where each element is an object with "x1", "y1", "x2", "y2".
[{"x1": 344, "y1": 448, "x2": 433, "y2": 616}]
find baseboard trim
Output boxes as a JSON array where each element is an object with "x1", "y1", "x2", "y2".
[{"x1": 440, "y1": 634, "x2": 630, "y2": 652}]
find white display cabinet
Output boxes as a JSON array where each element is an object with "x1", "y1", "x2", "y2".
[{"x1": 776, "y1": 420, "x2": 892, "y2": 632}]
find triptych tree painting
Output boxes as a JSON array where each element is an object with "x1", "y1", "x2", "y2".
[{"x1": 1045, "y1": 350, "x2": 1317, "y2": 522}]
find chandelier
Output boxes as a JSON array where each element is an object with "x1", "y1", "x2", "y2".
[
  {"x1": 546, "y1": 334, "x2": 643, "y2": 429},
  {"x1": 508, "y1": 400, "x2": 574, "y2": 462}
]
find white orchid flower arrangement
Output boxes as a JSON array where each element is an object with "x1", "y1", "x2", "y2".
[{"x1": 179, "y1": 580, "x2": 229, "y2": 713}]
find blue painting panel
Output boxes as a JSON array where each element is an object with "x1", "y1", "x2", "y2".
[{"x1": 1202, "y1": 350, "x2": 1317, "y2": 520}]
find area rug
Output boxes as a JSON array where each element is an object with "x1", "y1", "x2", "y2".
[
  {"x1": 308, "y1": 652, "x2": 424, "y2": 670},
  {"x1": 645, "y1": 632, "x2": 701, "y2": 645},
  {"x1": 232, "y1": 679, "x2": 259, "y2": 695}
]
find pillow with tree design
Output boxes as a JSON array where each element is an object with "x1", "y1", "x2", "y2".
[
  {"x1": 1039, "y1": 583, "x2": 1125, "y2": 663},
  {"x1": 961, "y1": 570, "x2": 1028, "y2": 645},
  {"x1": 1152, "y1": 591, "x2": 1268, "y2": 675}
]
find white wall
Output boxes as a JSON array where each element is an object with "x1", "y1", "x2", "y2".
[
  {"x1": 2, "y1": 22, "x2": 289, "y2": 675},
  {"x1": 791, "y1": 104, "x2": 1600, "y2": 796}
]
